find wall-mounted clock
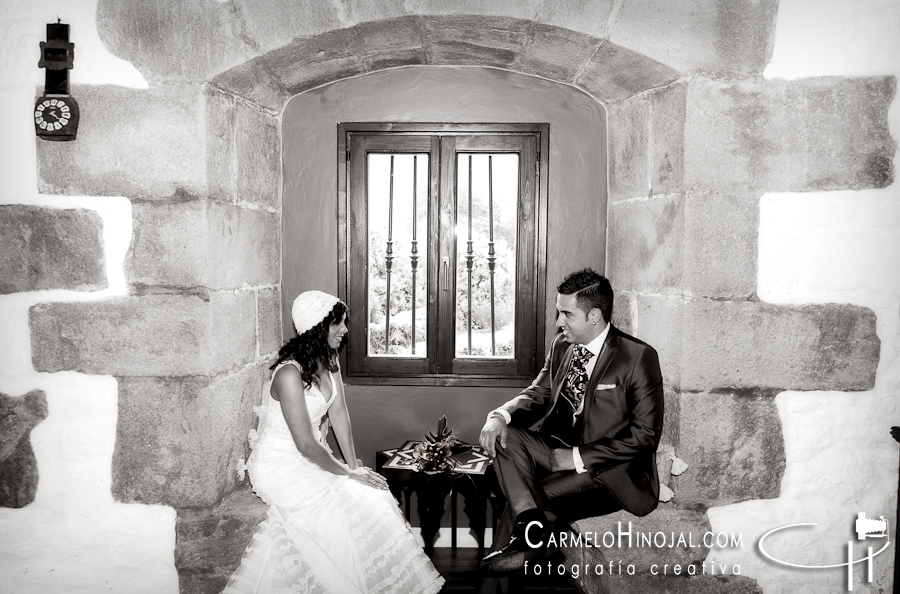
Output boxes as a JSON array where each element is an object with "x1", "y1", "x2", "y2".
[
  {"x1": 34, "y1": 95, "x2": 79, "y2": 141},
  {"x1": 36, "y1": 22, "x2": 78, "y2": 141}
]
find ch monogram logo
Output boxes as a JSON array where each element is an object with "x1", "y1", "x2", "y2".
[{"x1": 758, "y1": 513, "x2": 891, "y2": 591}]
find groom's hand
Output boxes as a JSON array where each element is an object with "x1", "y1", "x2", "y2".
[{"x1": 479, "y1": 416, "x2": 508, "y2": 457}]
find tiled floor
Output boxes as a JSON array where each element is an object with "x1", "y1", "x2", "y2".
[{"x1": 431, "y1": 547, "x2": 581, "y2": 593}]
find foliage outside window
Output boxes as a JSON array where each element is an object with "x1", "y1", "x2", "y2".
[{"x1": 338, "y1": 123, "x2": 548, "y2": 386}]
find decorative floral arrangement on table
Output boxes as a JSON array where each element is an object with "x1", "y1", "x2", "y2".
[{"x1": 413, "y1": 416, "x2": 471, "y2": 475}]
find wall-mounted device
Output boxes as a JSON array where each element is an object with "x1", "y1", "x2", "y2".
[{"x1": 35, "y1": 21, "x2": 79, "y2": 141}]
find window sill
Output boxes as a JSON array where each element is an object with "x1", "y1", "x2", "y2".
[{"x1": 343, "y1": 374, "x2": 534, "y2": 388}]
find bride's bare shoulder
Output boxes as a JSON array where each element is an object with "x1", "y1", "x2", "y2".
[{"x1": 271, "y1": 363, "x2": 303, "y2": 401}]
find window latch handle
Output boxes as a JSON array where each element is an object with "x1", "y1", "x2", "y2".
[{"x1": 441, "y1": 257, "x2": 449, "y2": 291}]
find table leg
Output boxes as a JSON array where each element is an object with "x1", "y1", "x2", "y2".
[
  {"x1": 451, "y1": 486, "x2": 458, "y2": 549},
  {"x1": 416, "y1": 474, "x2": 451, "y2": 555},
  {"x1": 404, "y1": 489, "x2": 412, "y2": 521},
  {"x1": 457, "y1": 474, "x2": 488, "y2": 557}
]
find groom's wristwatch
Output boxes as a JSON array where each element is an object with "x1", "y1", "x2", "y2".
[{"x1": 489, "y1": 411, "x2": 507, "y2": 423}]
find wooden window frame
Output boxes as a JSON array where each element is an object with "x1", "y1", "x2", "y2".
[{"x1": 337, "y1": 123, "x2": 549, "y2": 387}]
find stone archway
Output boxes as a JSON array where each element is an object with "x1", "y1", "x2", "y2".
[
  {"x1": 29, "y1": 5, "x2": 892, "y2": 593},
  {"x1": 207, "y1": 15, "x2": 682, "y2": 109}
]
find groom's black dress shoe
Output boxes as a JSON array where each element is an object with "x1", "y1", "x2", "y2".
[{"x1": 480, "y1": 509, "x2": 553, "y2": 573}]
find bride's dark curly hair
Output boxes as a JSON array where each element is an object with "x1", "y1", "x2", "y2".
[{"x1": 271, "y1": 301, "x2": 347, "y2": 390}]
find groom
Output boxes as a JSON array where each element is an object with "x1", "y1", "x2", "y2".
[{"x1": 479, "y1": 268, "x2": 664, "y2": 572}]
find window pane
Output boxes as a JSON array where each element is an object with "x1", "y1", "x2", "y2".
[
  {"x1": 455, "y1": 153, "x2": 518, "y2": 358},
  {"x1": 367, "y1": 153, "x2": 429, "y2": 357}
]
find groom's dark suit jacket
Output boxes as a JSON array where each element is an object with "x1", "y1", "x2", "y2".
[{"x1": 498, "y1": 326, "x2": 665, "y2": 517}]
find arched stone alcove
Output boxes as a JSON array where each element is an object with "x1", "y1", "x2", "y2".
[{"x1": 28, "y1": 5, "x2": 891, "y2": 593}]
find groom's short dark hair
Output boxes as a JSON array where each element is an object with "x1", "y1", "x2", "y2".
[{"x1": 558, "y1": 268, "x2": 613, "y2": 323}]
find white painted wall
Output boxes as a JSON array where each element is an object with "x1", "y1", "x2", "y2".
[
  {"x1": 0, "y1": 1, "x2": 898, "y2": 593},
  {"x1": 0, "y1": 2, "x2": 177, "y2": 594},
  {"x1": 709, "y1": 1, "x2": 900, "y2": 592}
]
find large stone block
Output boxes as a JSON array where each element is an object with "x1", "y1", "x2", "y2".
[
  {"x1": 633, "y1": 296, "x2": 684, "y2": 390},
  {"x1": 683, "y1": 301, "x2": 880, "y2": 392},
  {"x1": 0, "y1": 205, "x2": 106, "y2": 295},
  {"x1": 96, "y1": 0, "x2": 257, "y2": 84},
  {"x1": 684, "y1": 77, "x2": 896, "y2": 194},
  {"x1": 682, "y1": 192, "x2": 757, "y2": 300},
  {"x1": 637, "y1": 297, "x2": 880, "y2": 393},
  {"x1": 0, "y1": 390, "x2": 48, "y2": 508},
  {"x1": 235, "y1": 103, "x2": 281, "y2": 209},
  {"x1": 257, "y1": 286, "x2": 283, "y2": 356},
  {"x1": 533, "y1": 0, "x2": 616, "y2": 40},
  {"x1": 423, "y1": 15, "x2": 529, "y2": 68},
  {"x1": 520, "y1": 24, "x2": 602, "y2": 84},
  {"x1": 209, "y1": 58, "x2": 289, "y2": 113},
  {"x1": 341, "y1": 0, "x2": 411, "y2": 23},
  {"x1": 207, "y1": 91, "x2": 280, "y2": 208},
  {"x1": 37, "y1": 85, "x2": 207, "y2": 200},
  {"x1": 127, "y1": 198, "x2": 279, "y2": 290},
  {"x1": 800, "y1": 76, "x2": 896, "y2": 189},
  {"x1": 234, "y1": 0, "x2": 347, "y2": 55},
  {"x1": 349, "y1": 0, "x2": 537, "y2": 23},
  {"x1": 568, "y1": 508, "x2": 713, "y2": 571},
  {"x1": 608, "y1": 189, "x2": 757, "y2": 300},
  {"x1": 609, "y1": 0, "x2": 778, "y2": 77},
  {"x1": 355, "y1": 17, "x2": 427, "y2": 72},
  {"x1": 674, "y1": 390, "x2": 785, "y2": 507},
  {"x1": 610, "y1": 289, "x2": 636, "y2": 336},
  {"x1": 175, "y1": 485, "x2": 268, "y2": 594},
  {"x1": 215, "y1": 17, "x2": 429, "y2": 100},
  {"x1": 30, "y1": 292, "x2": 257, "y2": 377},
  {"x1": 266, "y1": 29, "x2": 367, "y2": 95},
  {"x1": 607, "y1": 194, "x2": 683, "y2": 293},
  {"x1": 576, "y1": 41, "x2": 680, "y2": 104},
  {"x1": 650, "y1": 83, "x2": 687, "y2": 193},
  {"x1": 661, "y1": 386, "x2": 680, "y2": 448},
  {"x1": 205, "y1": 90, "x2": 237, "y2": 205},
  {"x1": 113, "y1": 363, "x2": 268, "y2": 508},
  {"x1": 607, "y1": 98, "x2": 651, "y2": 200},
  {"x1": 684, "y1": 78, "x2": 768, "y2": 193}
]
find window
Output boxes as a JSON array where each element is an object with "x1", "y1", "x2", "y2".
[{"x1": 338, "y1": 123, "x2": 548, "y2": 386}]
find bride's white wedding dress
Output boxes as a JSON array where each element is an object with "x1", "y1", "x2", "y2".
[{"x1": 223, "y1": 361, "x2": 444, "y2": 594}]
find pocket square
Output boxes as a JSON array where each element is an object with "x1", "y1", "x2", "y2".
[{"x1": 595, "y1": 383, "x2": 617, "y2": 390}]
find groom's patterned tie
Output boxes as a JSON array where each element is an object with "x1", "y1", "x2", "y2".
[{"x1": 560, "y1": 344, "x2": 592, "y2": 416}]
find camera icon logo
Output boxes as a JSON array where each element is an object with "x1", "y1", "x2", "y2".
[{"x1": 855, "y1": 512, "x2": 888, "y2": 540}]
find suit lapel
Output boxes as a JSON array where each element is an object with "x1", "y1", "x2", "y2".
[
  {"x1": 590, "y1": 330, "x2": 617, "y2": 386},
  {"x1": 550, "y1": 342, "x2": 574, "y2": 409},
  {"x1": 582, "y1": 328, "x2": 618, "y2": 420}
]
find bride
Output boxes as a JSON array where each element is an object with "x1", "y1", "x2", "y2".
[{"x1": 224, "y1": 290, "x2": 444, "y2": 594}]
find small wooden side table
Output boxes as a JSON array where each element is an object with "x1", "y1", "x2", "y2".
[{"x1": 376, "y1": 441, "x2": 503, "y2": 556}]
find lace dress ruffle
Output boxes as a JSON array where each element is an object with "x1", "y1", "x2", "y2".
[{"x1": 223, "y1": 361, "x2": 443, "y2": 594}]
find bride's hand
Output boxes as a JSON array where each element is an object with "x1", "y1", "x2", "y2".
[{"x1": 350, "y1": 467, "x2": 390, "y2": 490}]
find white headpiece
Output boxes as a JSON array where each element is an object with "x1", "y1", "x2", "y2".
[{"x1": 291, "y1": 290, "x2": 342, "y2": 337}]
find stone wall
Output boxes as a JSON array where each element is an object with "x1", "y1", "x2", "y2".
[
  {"x1": 0, "y1": 206, "x2": 106, "y2": 294},
  {"x1": 600, "y1": 56, "x2": 894, "y2": 594},
  {"x1": 26, "y1": 81, "x2": 282, "y2": 589},
  {"x1": 1, "y1": 1, "x2": 898, "y2": 593},
  {"x1": 30, "y1": 83, "x2": 284, "y2": 511},
  {"x1": 0, "y1": 4, "x2": 282, "y2": 587},
  {"x1": 0, "y1": 390, "x2": 48, "y2": 508}
]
